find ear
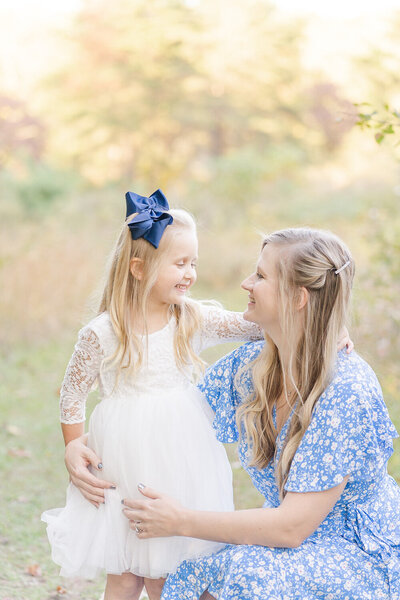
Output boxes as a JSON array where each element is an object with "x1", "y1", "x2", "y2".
[
  {"x1": 130, "y1": 257, "x2": 144, "y2": 280},
  {"x1": 297, "y1": 286, "x2": 309, "y2": 311}
]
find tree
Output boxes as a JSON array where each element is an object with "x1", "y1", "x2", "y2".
[{"x1": 44, "y1": 0, "x2": 351, "y2": 186}]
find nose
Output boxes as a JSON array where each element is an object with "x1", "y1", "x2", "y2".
[
  {"x1": 184, "y1": 264, "x2": 197, "y2": 281},
  {"x1": 241, "y1": 273, "x2": 254, "y2": 292}
]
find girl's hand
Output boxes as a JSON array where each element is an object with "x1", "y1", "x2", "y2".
[
  {"x1": 338, "y1": 327, "x2": 353, "y2": 354},
  {"x1": 65, "y1": 436, "x2": 115, "y2": 508},
  {"x1": 122, "y1": 485, "x2": 185, "y2": 539}
]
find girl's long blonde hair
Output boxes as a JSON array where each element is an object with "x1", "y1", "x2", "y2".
[
  {"x1": 236, "y1": 228, "x2": 354, "y2": 497},
  {"x1": 98, "y1": 208, "x2": 204, "y2": 379}
]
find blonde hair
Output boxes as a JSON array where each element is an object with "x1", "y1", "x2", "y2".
[
  {"x1": 236, "y1": 228, "x2": 354, "y2": 497},
  {"x1": 99, "y1": 208, "x2": 204, "y2": 380}
]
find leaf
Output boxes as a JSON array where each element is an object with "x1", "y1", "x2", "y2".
[
  {"x1": 56, "y1": 586, "x2": 67, "y2": 595},
  {"x1": 358, "y1": 113, "x2": 372, "y2": 121},
  {"x1": 26, "y1": 563, "x2": 42, "y2": 577},
  {"x1": 382, "y1": 124, "x2": 395, "y2": 134},
  {"x1": 7, "y1": 447, "x2": 32, "y2": 458},
  {"x1": 375, "y1": 133, "x2": 385, "y2": 144},
  {"x1": 6, "y1": 424, "x2": 22, "y2": 436}
]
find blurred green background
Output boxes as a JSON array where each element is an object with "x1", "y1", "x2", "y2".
[{"x1": 1, "y1": 0, "x2": 399, "y2": 598}]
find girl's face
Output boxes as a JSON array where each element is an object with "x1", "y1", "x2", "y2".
[
  {"x1": 148, "y1": 228, "x2": 198, "y2": 312},
  {"x1": 241, "y1": 243, "x2": 281, "y2": 335}
]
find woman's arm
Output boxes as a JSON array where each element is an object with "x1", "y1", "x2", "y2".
[{"x1": 122, "y1": 476, "x2": 348, "y2": 548}]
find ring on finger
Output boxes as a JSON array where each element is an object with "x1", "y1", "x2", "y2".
[{"x1": 134, "y1": 525, "x2": 143, "y2": 534}]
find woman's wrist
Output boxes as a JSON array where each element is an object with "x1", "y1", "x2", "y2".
[{"x1": 179, "y1": 507, "x2": 195, "y2": 537}]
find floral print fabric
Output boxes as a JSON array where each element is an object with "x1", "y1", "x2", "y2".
[{"x1": 162, "y1": 343, "x2": 400, "y2": 599}]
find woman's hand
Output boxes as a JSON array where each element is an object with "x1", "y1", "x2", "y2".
[
  {"x1": 338, "y1": 327, "x2": 353, "y2": 354},
  {"x1": 65, "y1": 435, "x2": 115, "y2": 507},
  {"x1": 122, "y1": 478, "x2": 349, "y2": 548},
  {"x1": 122, "y1": 485, "x2": 185, "y2": 539}
]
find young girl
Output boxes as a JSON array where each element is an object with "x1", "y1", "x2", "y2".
[{"x1": 42, "y1": 189, "x2": 262, "y2": 600}]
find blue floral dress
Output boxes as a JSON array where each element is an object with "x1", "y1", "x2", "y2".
[{"x1": 162, "y1": 343, "x2": 400, "y2": 600}]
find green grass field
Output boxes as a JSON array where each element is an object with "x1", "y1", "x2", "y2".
[
  {"x1": 1, "y1": 333, "x2": 398, "y2": 600},
  {"x1": 0, "y1": 338, "x2": 264, "y2": 600}
]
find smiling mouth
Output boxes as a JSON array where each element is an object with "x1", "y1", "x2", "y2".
[{"x1": 176, "y1": 284, "x2": 188, "y2": 291}]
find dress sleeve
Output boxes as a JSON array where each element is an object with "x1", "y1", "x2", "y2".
[
  {"x1": 196, "y1": 304, "x2": 263, "y2": 352},
  {"x1": 284, "y1": 355, "x2": 398, "y2": 493},
  {"x1": 59, "y1": 327, "x2": 104, "y2": 424},
  {"x1": 198, "y1": 341, "x2": 264, "y2": 443}
]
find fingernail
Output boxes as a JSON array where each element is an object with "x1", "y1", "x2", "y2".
[
  {"x1": 110, "y1": 485, "x2": 116, "y2": 490},
  {"x1": 138, "y1": 483, "x2": 145, "y2": 491},
  {"x1": 98, "y1": 463, "x2": 103, "y2": 469},
  {"x1": 121, "y1": 499, "x2": 125, "y2": 505}
]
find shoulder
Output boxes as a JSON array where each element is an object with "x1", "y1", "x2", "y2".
[
  {"x1": 79, "y1": 312, "x2": 116, "y2": 346},
  {"x1": 215, "y1": 340, "x2": 265, "y2": 371},
  {"x1": 201, "y1": 341, "x2": 264, "y2": 395},
  {"x1": 314, "y1": 350, "x2": 397, "y2": 439},
  {"x1": 192, "y1": 299, "x2": 223, "y2": 321},
  {"x1": 324, "y1": 350, "x2": 382, "y2": 409}
]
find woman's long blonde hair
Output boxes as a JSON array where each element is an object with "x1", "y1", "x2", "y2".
[
  {"x1": 98, "y1": 208, "x2": 204, "y2": 379},
  {"x1": 236, "y1": 228, "x2": 354, "y2": 497}
]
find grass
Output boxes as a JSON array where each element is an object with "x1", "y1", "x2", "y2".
[
  {"x1": 0, "y1": 180, "x2": 399, "y2": 598},
  {"x1": 0, "y1": 338, "x2": 106, "y2": 600},
  {"x1": 0, "y1": 337, "x2": 263, "y2": 600},
  {"x1": 1, "y1": 334, "x2": 399, "y2": 600}
]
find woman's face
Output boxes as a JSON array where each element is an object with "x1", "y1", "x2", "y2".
[{"x1": 241, "y1": 243, "x2": 281, "y2": 335}]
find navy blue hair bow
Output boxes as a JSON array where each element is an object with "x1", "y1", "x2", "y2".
[{"x1": 125, "y1": 189, "x2": 173, "y2": 248}]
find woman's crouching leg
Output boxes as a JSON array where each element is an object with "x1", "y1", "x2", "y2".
[{"x1": 104, "y1": 572, "x2": 144, "y2": 600}]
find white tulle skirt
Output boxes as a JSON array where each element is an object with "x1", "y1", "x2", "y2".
[{"x1": 42, "y1": 385, "x2": 234, "y2": 579}]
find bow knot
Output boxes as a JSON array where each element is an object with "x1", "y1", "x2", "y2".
[{"x1": 125, "y1": 189, "x2": 173, "y2": 248}]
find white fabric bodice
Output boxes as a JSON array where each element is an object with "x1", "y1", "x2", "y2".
[{"x1": 60, "y1": 304, "x2": 262, "y2": 424}]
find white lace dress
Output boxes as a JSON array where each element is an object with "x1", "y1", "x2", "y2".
[{"x1": 42, "y1": 305, "x2": 261, "y2": 579}]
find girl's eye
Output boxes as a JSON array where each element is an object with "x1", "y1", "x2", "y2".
[
  {"x1": 177, "y1": 263, "x2": 185, "y2": 267},
  {"x1": 256, "y1": 271, "x2": 264, "y2": 280}
]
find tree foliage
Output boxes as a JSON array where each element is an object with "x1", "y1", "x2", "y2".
[{"x1": 43, "y1": 0, "x2": 352, "y2": 186}]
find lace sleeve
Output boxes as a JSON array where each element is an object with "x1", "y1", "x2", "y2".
[
  {"x1": 59, "y1": 327, "x2": 104, "y2": 424},
  {"x1": 197, "y1": 304, "x2": 263, "y2": 352}
]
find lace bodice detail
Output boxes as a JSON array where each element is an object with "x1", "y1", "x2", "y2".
[{"x1": 59, "y1": 306, "x2": 262, "y2": 424}]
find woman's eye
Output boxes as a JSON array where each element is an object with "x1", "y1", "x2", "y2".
[{"x1": 256, "y1": 271, "x2": 264, "y2": 279}]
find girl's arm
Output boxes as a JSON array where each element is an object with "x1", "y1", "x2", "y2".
[
  {"x1": 122, "y1": 476, "x2": 348, "y2": 548},
  {"x1": 62, "y1": 422, "x2": 85, "y2": 446},
  {"x1": 198, "y1": 304, "x2": 263, "y2": 351},
  {"x1": 60, "y1": 327, "x2": 113, "y2": 505},
  {"x1": 59, "y1": 328, "x2": 102, "y2": 427},
  {"x1": 64, "y1": 434, "x2": 114, "y2": 506},
  {"x1": 198, "y1": 304, "x2": 353, "y2": 353}
]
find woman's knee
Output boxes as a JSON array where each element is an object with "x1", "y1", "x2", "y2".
[
  {"x1": 144, "y1": 576, "x2": 166, "y2": 600},
  {"x1": 105, "y1": 572, "x2": 144, "y2": 599}
]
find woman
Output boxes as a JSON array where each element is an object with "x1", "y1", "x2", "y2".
[
  {"x1": 119, "y1": 228, "x2": 400, "y2": 599},
  {"x1": 66, "y1": 228, "x2": 399, "y2": 599}
]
